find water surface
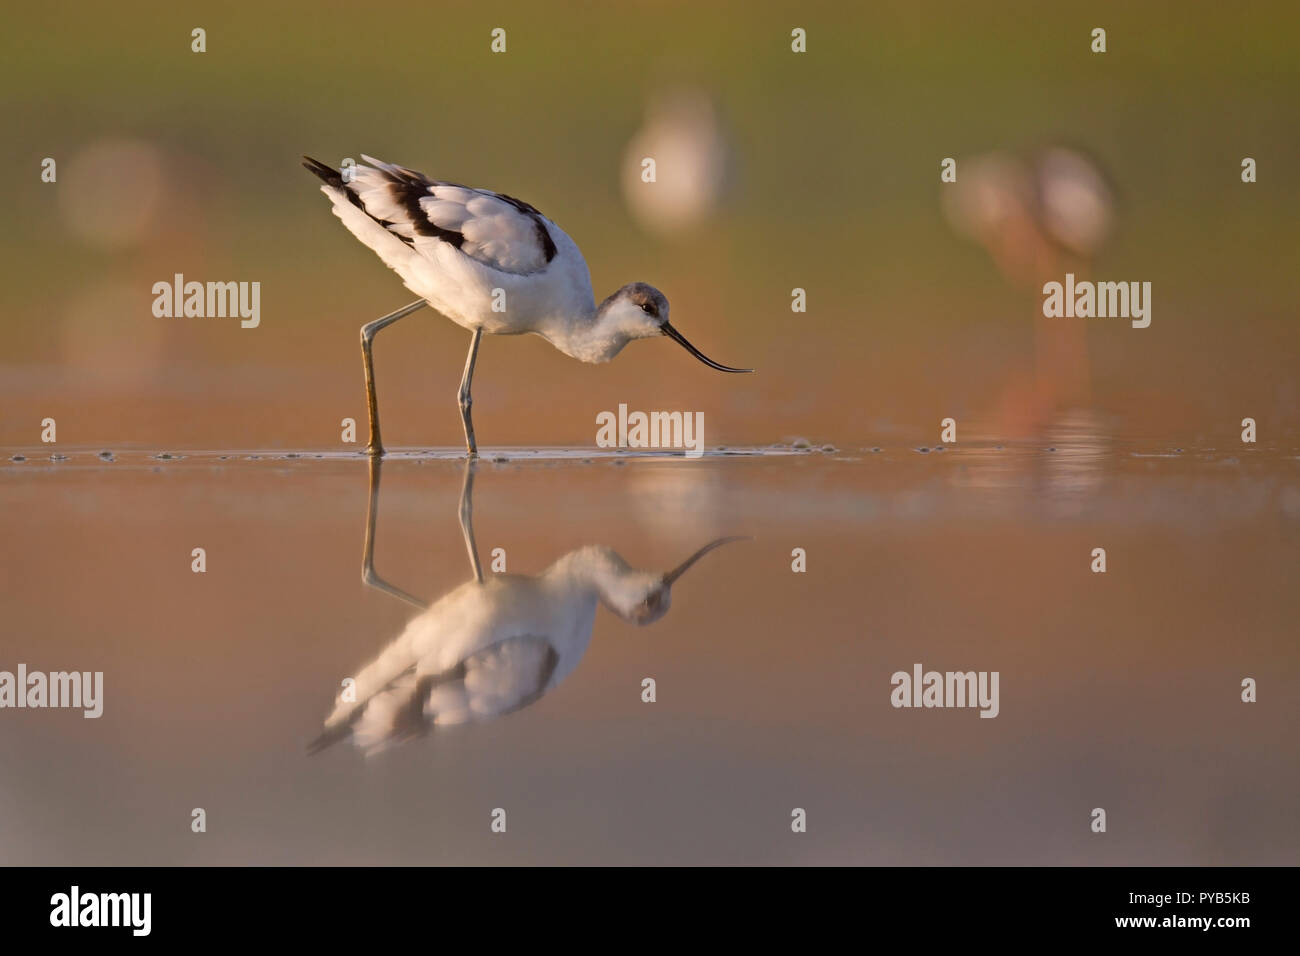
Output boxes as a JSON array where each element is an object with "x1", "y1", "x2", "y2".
[{"x1": 1, "y1": 442, "x2": 1297, "y2": 864}]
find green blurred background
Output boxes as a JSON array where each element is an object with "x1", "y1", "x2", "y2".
[
  {"x1": 2, "y1": 2, "x2": 1299, "y2": 867},
  {"x1": 3, "y1": 0, "x2": 1297, "y2": 449}
]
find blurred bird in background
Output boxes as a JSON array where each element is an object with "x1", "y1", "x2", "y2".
[
  {"x1": 943, "y1": 145, "x2": 1117, "y2": 436},
  {"x1": 621, "y1": 88, "x2": 733, "y2": 237}
]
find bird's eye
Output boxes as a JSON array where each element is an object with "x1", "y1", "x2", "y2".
[{"x1": 640, "y1": 303, "x2": 654, "y2": 315}]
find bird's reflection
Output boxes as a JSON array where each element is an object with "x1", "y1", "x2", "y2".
[{"x1": 310, "y1": 459, "x2": 742, "y2": 755}]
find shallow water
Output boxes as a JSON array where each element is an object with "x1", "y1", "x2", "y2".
[{"x1": 1, "y1": 442, "x2": 1297, "y2": 864}]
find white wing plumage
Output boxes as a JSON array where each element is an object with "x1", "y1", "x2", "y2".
[
  {"x1": 310, "y1": 635, "x2": 560, "y2": 756},
  {"x1": 304, "y1": 154, "x2": 558, "y2": 276}
]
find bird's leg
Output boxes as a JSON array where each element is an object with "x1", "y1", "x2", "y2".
[
  {"x1": 359, "y1": 300, "x2": 427, "y2": 457},
  {"x1": 458, "y1": 328, "x2": 483, "y2": 458},
  {"x1": 459, "y1": 458, "x2": 484, "y2": 583},
  {"x1": 360, "y1": 454, "x2": 427, "y2": 608}
]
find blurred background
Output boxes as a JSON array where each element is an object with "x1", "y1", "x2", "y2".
[
  {"x1": 1, "y1": 1, "x2": 1298, "y2": 867},
  {"x1": 1, "y1": 0, "x2": 1297, "y2": 450}
]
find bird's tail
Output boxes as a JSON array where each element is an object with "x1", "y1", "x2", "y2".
[
  {"x1": 306, "y1": 721, "x2": 352, "y2": 756},
  {"x1": 302, "y1": 155, "x2": 347, "y2": 189},
  {"x1": 302, "y1": 154, "x2": 418, "y2": 277}
]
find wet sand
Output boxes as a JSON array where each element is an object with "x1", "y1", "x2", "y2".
[{"x1": 1, "y1": 443, "x2": 1297, "y2": 864}]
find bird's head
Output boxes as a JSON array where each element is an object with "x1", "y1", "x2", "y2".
[
  {"x1": 612, "y1": 572, "x2": 675, "y2": 626},
  {"x1": 595, "y1": 536, "x2": 748, "y2": 626},
  {"x1": 598, "y1": 282, "x2": 752, "y2": 372}
]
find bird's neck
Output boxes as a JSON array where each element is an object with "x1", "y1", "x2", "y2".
[
  {"x1": 545, "y1": 546, "x2": 641, "y2": 608},
  {"x1": 540, "y1": 297, "x2": 629, "y2": 365}
]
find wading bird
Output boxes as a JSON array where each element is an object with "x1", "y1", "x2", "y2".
[
  {"x1": 304, "y1": 155, "x2": 752, "y2": 457},
  {"x1": 942, "y1": 145, "x2": 1116, "y2": 435},
  {"x1": 308, "y1": 459, "x2": 743, "y2": 755}
]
